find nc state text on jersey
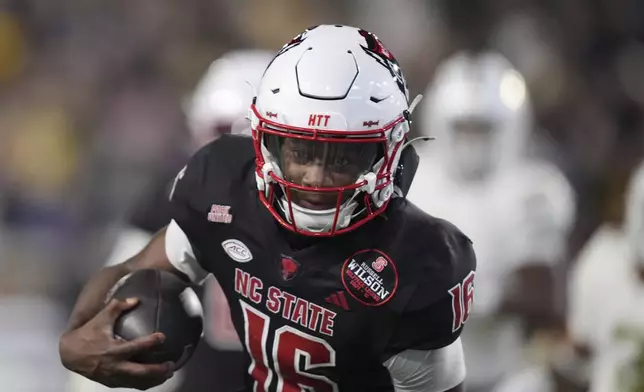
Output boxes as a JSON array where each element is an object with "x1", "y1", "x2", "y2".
[{"x1": 235, "y1": 268, "x2": 336, "y2": 336}]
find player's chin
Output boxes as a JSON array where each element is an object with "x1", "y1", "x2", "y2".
[
  {"x1": 291, "y1": 189, "x2": 356, "y2": 211},
  {"x1": 291, "y1": 192, "x2": 335, "y2": 210},
  {"x1": 295, "y1": 198, "x2": 335, "y2": 211}
]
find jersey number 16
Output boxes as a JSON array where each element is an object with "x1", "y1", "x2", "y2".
[
  {"x1": 240, "y1": 301, "x2": 338, "y2": 392},
  {"x1": 448, "y1": 271, "x2": 475, "y2": 332}
]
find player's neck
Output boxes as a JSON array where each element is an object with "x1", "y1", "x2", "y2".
[{"x1": 278, "y1": 224, "x2": 327, "y2": 251}]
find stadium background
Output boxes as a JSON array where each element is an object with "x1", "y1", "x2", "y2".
[{"x1": 0, "y1": 0, "x2": 643, "y2": 391}]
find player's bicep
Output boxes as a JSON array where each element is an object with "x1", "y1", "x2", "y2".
[
  {"x1": 164, "y1": 219, "x2": 209, "y2": 284},
  {"x1": 119, "y1": 223, "x2": 207, "y2": 285},
  {"x1": 384, "y1": 338, "x2": 465, "y2": 392}
]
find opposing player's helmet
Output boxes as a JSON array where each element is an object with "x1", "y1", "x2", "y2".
[
  {"x1": 250, "y1": 25, "x2": 413, "y2": 236},
  {"x1": 185, "y1": 50, "x2": 274, "y2": 147},
  {"x1": 421, "y1": 51, "x2": 532, "y2": 179},
  {"x1": 625, "y1": 162, "x2": 644, "y2": 265}
]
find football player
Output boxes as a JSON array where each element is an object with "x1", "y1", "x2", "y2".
[
  {"x1": 559, "y1": 160, "x2": 644, "y2": 392},
  {"x1": 407, "y1": 51, "x2": 575, "y2": 392},
  {"x1": 65, "y1": 49, "x2": 274, "y2": 392},
  {"x1": 59, "y1": 25, "x2": 476, "y2": 392},
  {"x1": 494, "y1": 160, "x2": 644, "y2": 392}
]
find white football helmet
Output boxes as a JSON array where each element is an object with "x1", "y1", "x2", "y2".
[
  {"x1": 625, "y1": 161, "x2": 644, "y2": 265},
  {"x1": 249, "y1": 25, "x2": 413, "y2": 236},
  {"x1": 420, "y1": 51, "x2": 533, "y2": 180},
  {"x1": 184, "y1": 49, "x2": 274, "y2": 147}
]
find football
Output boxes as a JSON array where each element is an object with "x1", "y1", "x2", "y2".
[{"x1": 108, "y1": 269, "x2": 203, "y2": 369}]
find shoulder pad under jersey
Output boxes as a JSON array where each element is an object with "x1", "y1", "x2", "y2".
[
  {"x1": 381, "y1": 200, "x2": 477, "y2": 356},
  {"x1": 169, "y1": 134, "x2": 256, "y2": 215}
]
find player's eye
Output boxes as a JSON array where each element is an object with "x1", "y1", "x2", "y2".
[
  {"x1": 331, "y1": 157, "x2": 349, "y2": 168},
  {"x1": 290, "y1": 149, "x2": 309, "y2": 164}
]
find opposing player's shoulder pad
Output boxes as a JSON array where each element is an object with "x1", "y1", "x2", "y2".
[
  {"x1": 505, "y1": 160, "x2": 576, "y2": 233},
  {"x1": 629, "y1": 160, "x2": 644, "y2": 189}
]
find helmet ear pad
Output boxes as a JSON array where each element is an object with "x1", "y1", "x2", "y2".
[
  {"x1": 394, "y1": 143, "x2": 419, "y2": 198},
  {"x1": 368, "y1": 121, "x2": 412, "y2": 205}
]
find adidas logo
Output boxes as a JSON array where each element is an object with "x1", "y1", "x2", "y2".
[{"x1": 325, "y1": 291, "x2": 349, "y2": 311}]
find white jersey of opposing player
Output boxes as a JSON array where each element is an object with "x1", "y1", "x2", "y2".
[
  {"x1": 568, "y1": 161, "x2": 644, "y2": 392},
  {"x1": 491, "y1": 365, "x2": 554, "y2": 392},
  {"x1": 410, "y1": 158, "x2": 574, "y2": 314},
  {"x1": 407, "y1": 50, "x2": 575, "y2": 387},
  {"x1": 408, "y1": 156, "x2": 575, "y2": 386}
]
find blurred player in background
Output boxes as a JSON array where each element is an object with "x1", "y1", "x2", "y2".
[
  {"x1": 66, "y1": 49, "x2": 274, "y2": 392},
  {"x1": 408, "y1": 50, "x2": 576, "y2": 392},
  {"x1": 494, "y1": 159, "x2": 644, "y2": 392},
  {"x1": 559, "y1": 160, "x2": 644, "y2": 392}
]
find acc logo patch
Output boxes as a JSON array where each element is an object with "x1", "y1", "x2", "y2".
[
  {"x1": 221, "y1": 239, "x2": 253, "y2": 263},
  {"x1": 341, "y1": 249, "x2": 398, "y2": 306}
]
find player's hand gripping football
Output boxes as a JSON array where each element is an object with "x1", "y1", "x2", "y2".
[{"x1": 59, "y1": 298, "x2": 174, "y2": 390}]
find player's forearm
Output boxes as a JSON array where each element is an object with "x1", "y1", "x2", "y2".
[
  {"x1": 65, "y1": 227, "x2": 182, "y2": 332},
  {"x1": 65, "y1": 262, "x2": 132, "y2": 331}
]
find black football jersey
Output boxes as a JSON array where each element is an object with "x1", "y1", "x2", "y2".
[{"x1": 169, "y1": 135, "x2": 477, "y2": 392}]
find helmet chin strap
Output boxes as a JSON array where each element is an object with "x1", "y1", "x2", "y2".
[
  {"x1": 245, "y1": 79, "x2": 258, "y2": 97},
  {"x1": 402, "y1": 136, "x2": 434, "y2": 150},
  {"x1": 408, "y1": 94, "x2": 423, "y2": 115}
]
